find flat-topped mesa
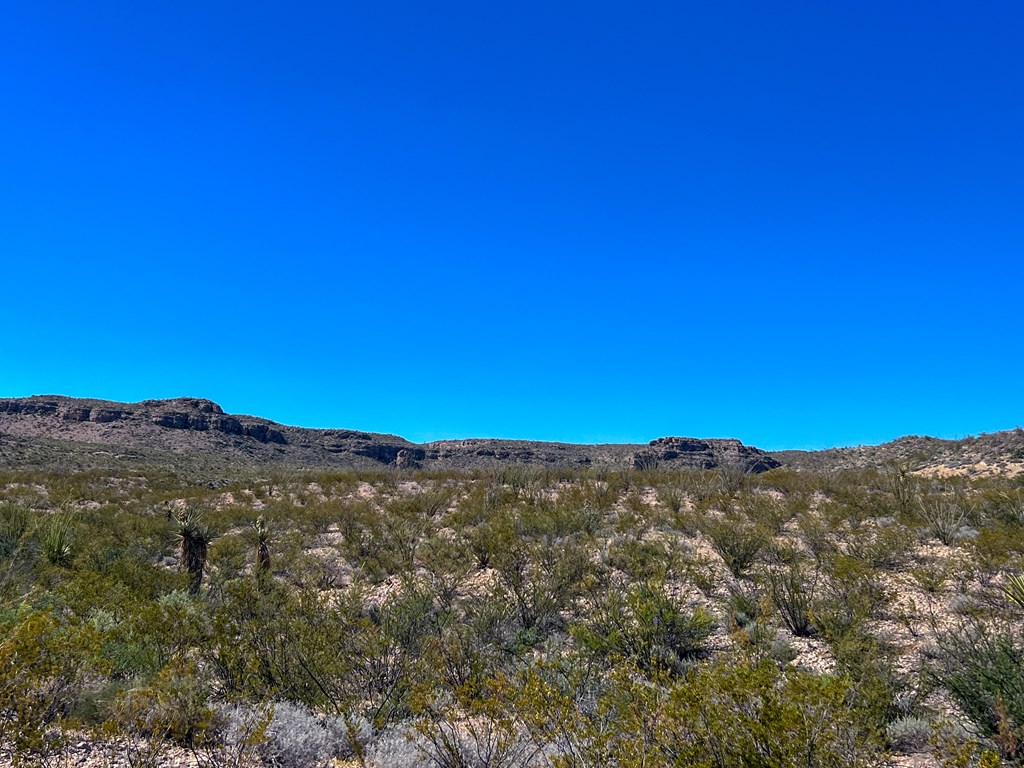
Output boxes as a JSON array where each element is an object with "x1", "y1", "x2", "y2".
[{"x1": 0, "y1": 394, "x2": 781, "y2": 472}]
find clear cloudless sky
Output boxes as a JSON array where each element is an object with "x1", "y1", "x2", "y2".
[{"x1": 1, "y1": 1, "x2": 1021, "y2": 450}]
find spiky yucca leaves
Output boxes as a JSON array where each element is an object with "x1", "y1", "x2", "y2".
[
  {"x1": 0, "y1": 503, "x2": 31, "y2": 559},
  {"x1": 1003, "y1": 573, "x2": 1024, "y2": 610},
  {"x1": 252, "y1": 516, "x2": 271, "y2": 577},
  {"x1": 43, "y1": 510, "x2": 76, "y2": 568},
  {"x1": 174, "y1": 507, "x2": 215, "y2": 596}
]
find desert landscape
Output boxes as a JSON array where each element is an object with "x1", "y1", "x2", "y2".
[
  {"x1": 3, "y1": 397, "x2": 1024, "y2": 767},
  {"x1": 5, "y1": 3, "x2": 1020, "y2": 767}
]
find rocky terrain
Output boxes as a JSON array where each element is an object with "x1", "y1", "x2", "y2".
[
  {"x1": 0, "y1": 395, "x2": 779, "y2": 473},
  {"x1": 1, "y1": 395, "x2": 1020, "y2": 478},
  {"x1": 776, "y1": 428, "x2": 1024, "y2": 477}
]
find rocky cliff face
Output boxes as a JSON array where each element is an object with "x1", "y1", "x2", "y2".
[
  {"x1": 631, "y1": 437, "x2": 780, "y2": 473},
  {"x1": 0, "y1": 395, "x2": 780, "y2": 473}
]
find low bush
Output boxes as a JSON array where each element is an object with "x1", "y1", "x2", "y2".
[
  {"x1": 766, "y1": 563, "x2": 817, "y2": 637},
  {"x1": 573, "y1": 580, "x2": 714, "y2": 677},
  {"x1": 704, "y1": 514, "x2": 768, "y2": 578},
  {"x1": 250, "y1": 701, "x2": 369, "y2": 768},
  {"x1": 931, "y1": 618, "x2": 1024, "y2": 762}
]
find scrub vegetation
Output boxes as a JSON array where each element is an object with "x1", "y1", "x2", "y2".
[{"x1": 2, "y1": 461, "x2": 1024, "y2": 767}]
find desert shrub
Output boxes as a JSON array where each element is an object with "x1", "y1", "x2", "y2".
[
  {"x1": 42, "y1": 509, "x2": 77, "y2": 567},
  {"x1": 678, "y1": 470, "x2": 729, "y2": 502},
  {"x1": 411, "y1": 677, "x2": 545, "y2": 768},
  {"x1": 887, "y1": 716, "x2": 933, "y2": 753},
  {"x1": 518, "y1": 495, "x2": 601, "y2": 540},
  {"x1": 350, "y1": 587, "x2": 449, "y2": 728},
  {"x1": 0, "y1": 609, "x2": 107, "y2": 759},
  {"x1": 763, "y1": 538, "x2": 802, "y2": 566},
  {"x1": 755, "y1": 467, "x2": 816, "y2": 496},
  {"x1": 125, "y1": 589, "x2": 211, "y2": 673},
  {"x1": 209, "y1": 579, "x2": 365, "y2": 713},
  {"x1": 911, "y1": 559, "x2": 953, "y2": 594},
  {"x1": 973, "y1": 523, "x2": 1024, "y2": 577},
  {"x1": 215, "y1": 701, "x2": 275, "y2": 767},
  {"x1": 846, "y1": 524, "x2": 914, "y2": 570},
  {"x1": 919, "y1": 494, "x2": 970, "y2": 545},
  {"x1": 740, "y1": 493, "x2": 790, "y2": 534},
  {"x1": 984, "y1": 489, "x2": 1024, "y2": 527},
  {"x1": 886, "y1": 462, "x2": 920, "y2": 517},
  {"x1": 207, "y1": 533, "x2": 249, "y2": 587},
  {"x1": 491, "y1": 536, "x2": 592, "y2": 638},
  {"x1": 726, "y1": 584, "x2": 794, "y2": 664},
  {"x1": 367, "y1": 726, "x2": 432, "y2": 768},
  {"x1": 656, "y1": 483, "x2": 686, "y2": 515},
  {"x1": 573, "y1": 580, "x2": 713, "y2": 677},
  {"x1": 818, "y1": 554, "x2": 893, "y2": 631},
  {"x1": 0, "y1": 503, "x2": 30, "y2": 558},
  {"x1": 662, "y1": 659, "x2": 883, "y2": 768},
  {"x1": 826, "y1": 627, "x2": 906, "y2": 735},
  {"x1": 107, "y1": 661, "x2": 221, "y2": 750},
  {"x1": 822, "y1": 481, "x2": 887, "y2": 528},
  {"x1": 556, "y1": 479, "x2": 619, "y2": 514},
  {"x1": 248, "y1": 701, "x2": 369, "y2": 768},
  {"x1": 766, "y1": 563, "x2": 817, "y2": 637},
  {"x1": 704, "y1": 513, "x2": 768, "y2": 577},
  {"x1": 515, "y1": 657, "x2": 882, "y2": 768},
  {"x1": 602, "y1": 537, "x2": 680, "y2": 582},
  {"x1": 797, "y1": 512, "x2": 839, "y2": 564},
  {"x1": 725, "y1": 581, "x2": 764, "y2": 630},
  {"x1": 418, "y1": 533, "x2": 475, "y2": 606},
  {"x1": 931, "y1": 619, "x2": 1024, "y2": 762}
]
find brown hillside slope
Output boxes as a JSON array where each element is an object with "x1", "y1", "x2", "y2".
[{"x1": 772, "y1": 428, "x2": 1024, "y2": 477}]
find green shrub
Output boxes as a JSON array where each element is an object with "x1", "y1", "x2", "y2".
[
  {"x1": 704, "y1": 514, "x2": 768, "y2": 578},
  {"x1": 515, "y1": 657, "x2": 883, "y2": 768},
  {"x1": 42, "y1": 510, "x2": 77, "y2": 567},
  {"x1": 918, "y1": 494, "x2": 969, "y2": 545},
  {"x1": 0, "y1": 503, "x2": 30, "y2": 558},
  {"x1": 573, "y1": 580, "x2": 713, "y2": 677},
  {"x1": 767, "y1": 563, "x2": 817, "y2": 637},
  {"x1": 931, "y1": 619, "x2": 1024, "y2": 762},
  {"x1": 662, "y1": 658, "x2": 883, "y2": 768},
  {"x1": 0, "y1": 609, "x2": 107, "y2": 760}
]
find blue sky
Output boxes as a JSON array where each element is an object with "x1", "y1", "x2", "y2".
[{"x1": 1, "y1": 2, "x2": 1021, "y2": 450}]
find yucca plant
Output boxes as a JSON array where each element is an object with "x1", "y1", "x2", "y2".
[
  {"x1": 1003, "y1": 573, "x2": 1024, "y2": 609},
  {"x1": 252, "y1": 516, "x2": 271, "y2": 577},
  {"x1": 174, "y1": 506, "x2": 215, "y2": 595}
]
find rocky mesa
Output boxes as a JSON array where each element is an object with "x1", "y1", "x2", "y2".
[{"x1": 0, "y1": 395, "x2": 780, "y2": 473}]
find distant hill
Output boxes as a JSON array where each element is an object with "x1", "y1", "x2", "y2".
[
  {"x1": 772, "y1": 428, "x2": 1024, "y2": 478},
  {"x1": 0, "y1": 395, "x2": 779, "y2": 474},
  {"x1": 2, "y1": 395, "x2": 1019, "y2": 478}
]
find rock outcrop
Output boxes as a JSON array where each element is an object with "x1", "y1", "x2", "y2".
[
  {"x1": 0, "y1": 395, "x2": 779, "y2": 473},
  {"x1": 633, "y1": 437, "x2": 781, "y2": 473}
]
